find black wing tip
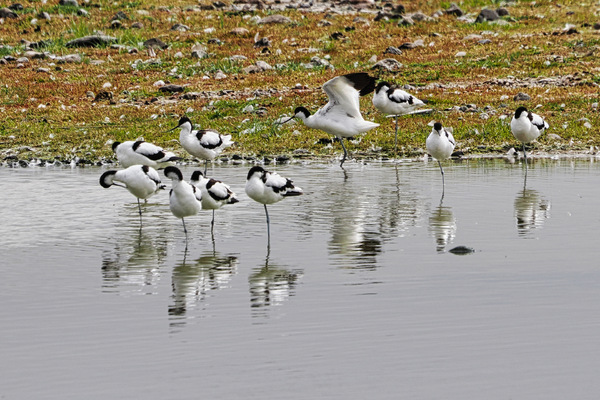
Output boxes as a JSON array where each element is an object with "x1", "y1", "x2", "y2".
[{"x1": 343, "y1": 72, "x2": 376, "y2": 96}]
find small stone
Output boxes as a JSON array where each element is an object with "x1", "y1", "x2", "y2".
[
  {"x1": 111, "y1": 11, "x2": 128, "y2": 21},
  {"x1": 159, "y1": 84, "x2": 184, "y2": 93},
  {"x1": 0, "y1": 7, "x2": 18, "y2": 18},
  {"x1": 131, "y1": 22, "x2": 143, "y2": 29},
  {"x1": 16, "y1": 57, "x2": 29, "y2": 63},
  {"x1": 455, "y1": 51, "x2": 467, "y2": 57},
  {"x1": 77, "y1": 8, "x2": 89, "y2": 16},
  {"x1": 171, "y1": 23, "x2": 189, "y2": 31},
  {"x1": 110, "y1": 20, "x2": 123, "y2": 29},
  {"x1": 65, "y1": 35, "x2": 117, "y2": 48},
  {"x1": 207, "y1": 38, "x2": 222, "y2": 45},
  {"x1": 476, "y1": 8, "x2": 500, "y2": 23},
  {"x1": 445, "y1": 3, "x2": 464, "y2": 17},
  {"x1": 594, "y1": 22, "x2": 600, "y2": 30},
  {"x1": 372, "y1": 58, "x2": 403, "y2": 71},
  {"x1": 584, "y1": 121, "x2": 592, "y2": 129},
  {"x1": 8, "y1": 3, "x2": 24, "y2": 11},
  {"x1": 59, "y1": 0, "x2": 78, "y2": 6},
  {"x1": 548, "y1": 133, "x2": 562, "y2": 140},
  {"x1": 38, "y1": 11, "x2": 51, "y2": 20},
  {"x1": 230, "y1": 27, "x2": 249, "y2": 36},
  {"x1": 514, "y1": 92, "x2": 530, "y2": 101},
  {"x1": 214, "y1": 71, "x2": 227, "y2": 80},
  {"x1": 255, "y1": 60, "x2": 273, "y2": 70},
  {"x1": 384, "y1": 46, "x2": 402, "y2": 55},
  {"x1": 86, "y1": 91, "x2": 95, "y2": 98},
  {"x1": 37, "y1": 67, "x2": 50, "y2": 73},
  {"x1": 143, "y1": 38, "x2": 168, "y2": 50},
  {"x1": 94, "y1": 91, "x2": 113, "y2": 101},
  {"x1": 258, "y1": 14, "x2": 292, "y2": 24},
  {"x1": 102, "y1": 82, "x2": 112, "y2": 89},
  {"x1": 398, "y1": 16, "x2": 414, "y2": 26},
  {"x1": 496, "y1": 7, "x2": 510, "y2": 17},
  {"x1": 191, "y1": 44, "x2": 208, "y2": 59},
  {"x1": 173, "y1": 51, "x2": 184, "y2": 58},
  {"x1": 57, "y1": 54, "x2": 82, "y2": 63},
  {"x1": 24, "y1": 51, "x2": 45, "y2": 59}
]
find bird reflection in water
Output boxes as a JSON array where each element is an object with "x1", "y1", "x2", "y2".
[
  {"x1": 101, "y1": 226, "x2": 168, "y2": 294},
  {"x1": 249, "y1": 248, "x2": 302, "y2": 315},
  {"x1": 514, "y1": 187, "x2": 550, "y2": 238},
  {"x1": 428, "y1": 197, "x2": 457, "y2": 253},
  {"x1": 328, "y1": 165, "x2": 423, "y2": 269},
  {"x1": 169, "y1": 247, "x2": 238, "y2": 327}
]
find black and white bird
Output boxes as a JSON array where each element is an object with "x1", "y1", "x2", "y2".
[
  {"x1": 426, "y1": 122, "x2": 456, "y2": 196},
  {"x1": 286, "y1": 72, "x2": 379, "y2": 167},
  {"x1": 112, "y1": 140, "x2": 180, "y2": 169},
  {"x1": 170, "y1": 116, "x2": 234, "y2": 174},
  {"x1": 510, "y1": 106, "x2": 549, "y2": 163},
  {"x1": 190, "y1": 171, "x2": 239, "y2": 231},
  {"x1": 100, "y1": 165, "x2": 165, "y2": 222},
  {"x1": 245, "y1": 166, "x2": 303, "y2": 245},
  {"x1": 372, "y1": 81, "x2": 425, "y2": 150},
  {"x1": 164, "y1": 166, "x2": 202, "y2": 237}
]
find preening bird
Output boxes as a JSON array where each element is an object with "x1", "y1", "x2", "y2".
[
  {"x1": 372, "y1": 81, "x2": 425, "y2": 150},
  {"x1": 510, "y1": 106, "x2": 549, "y2": 163},
  {"x1": 190, "y1": 170, "x2": 239, "y2": 230},
  {"x1": 286, "y1": 72, "x2": 379, "y2": 167},
  {"x1": 164, "y1": 166, "x2": 202, "y2": 237},
  {"x1": 426, "y1": 122, "x2": 456, "y2": 196},
  {"x1": 170, "y1": 116, "x2": 234, "y2": 174},
  {"x1": 245, "y1": 166, "x2": 303, "y2": 246},
  {"x1": 112, "y1": 140, "x2": 180, "y2": 169},
  {"x1": 100, "y1": 164, "x2": 165, "y2": 223}
]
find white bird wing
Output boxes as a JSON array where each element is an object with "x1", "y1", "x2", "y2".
[
  {"x1": 388, "y1": 88, "x2": 413, "y2": 104},
  {"x1": 142, "y1": 165, "x2": 162, "y2": 185},
  {"x1": 196, "y1": 130, "x2": 223, "y2": 149},
  {"x1": 444, "y1": 129, "x2": 456, "y2": 146},
  {"x1": 264, "y1": 171, "x2": 289, "y2": 192},
  {"x1": 134, "y1": 141, "x2": 165, "y2": 160},
  {"x1": 322, "y1": 75, "x2": 363, "y2": 119},
  {"x1": 207, "y1": 179, "x2": 231, "y2": 201},
  {"x1": 530, "y1": 113, "x2": 548, "y2": 130}
]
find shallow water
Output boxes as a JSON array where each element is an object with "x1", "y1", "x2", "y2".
[{"x1": 2, "y1": 158, "x2": 600, "y2": 399}]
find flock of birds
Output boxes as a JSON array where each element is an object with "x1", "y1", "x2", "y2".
[{"x1": 100, "y1": 72, "x2": 549, "y2": 242}]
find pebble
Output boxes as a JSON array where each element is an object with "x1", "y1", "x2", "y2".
[
  {"x1": 384, "y1": 46, "x2": 402, "y2": 55},
  {"x1": 258, "y1": 14, "x2": 292, "y2": 24},
  {"x1": 191, "y1": 44, "x2": 208, "y2": 59},
  {"x1": 514, "y1": 92, "x2": 530, "y2": 101},
  {"x1": 445, "y1": 3, "x2": 464, "y2": 17},
  {"x1": 476, "y1": 8, "x2": 500, "y2": 23},
  {"x1": 455, "y1": 51, "x2": 466, "y2": 57},
  {"x1": 159, "y1": 84, "x2": 184, "y2": 93},
  {"x1": 372, "y1": 58, "x2": 403, "y2": 71}
]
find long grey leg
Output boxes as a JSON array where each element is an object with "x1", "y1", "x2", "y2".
[{"x1": 339, "y1": 138, "x2": 348, "y2": 168}]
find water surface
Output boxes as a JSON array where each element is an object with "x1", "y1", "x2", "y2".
[{"x1": 2, "y1": 158, "x2": 600, "y2": 399}]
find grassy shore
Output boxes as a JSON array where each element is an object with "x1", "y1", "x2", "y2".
[{"x1": 0, "y1": 0, "x2": 599, "y2": 165}]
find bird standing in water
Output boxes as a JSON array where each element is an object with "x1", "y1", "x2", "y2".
[
  {"x1": 190, "y1": 170, "x2": 239, "y2": 233},
  {"x1": 510, "y1": 106, "x2": 549, "y2": 165},
  {"x1": 100, "y1": 164, "x2": 165, "y2": 223},
  {"x1": 164, "y1": 166, "x2": 202, "y2": 238},
  {"x1": 245, "y1": 166, "x2": 303, "y2": 247},
  {"x1": 286, "y1": 72, "x2": 378, "y2": 168},
  {"x1": 426, "y1": 122, "x2": 456, "y2": 197},
  {"x1": 372, "y1": 81, "x2": 425, "y2": 152},
  {"x1": 170, "y1": 116, "x2": 233, "y2": 174}
]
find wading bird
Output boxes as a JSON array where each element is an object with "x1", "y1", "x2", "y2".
[
  {"x1": 170, "y1": 116, "x2": 234, "y2": 174},
  {"x1": 426, "y1": 122, "x2": 456, "y2": 197},
  {"x1": 100, "y1": 165, "x2": 165, "y2": 223},
  {"x1": 372, "y1": 81, "x2": 425, "y2": 151},
  {"x1": 112, "y1": 140, "x2": 180, "y2": 169},
  {"x1": 164, "y1": 166, "x2": 202, "y2": 237},
  {"x1": 190, "y1": 170, "x2": 239, "y2": 231},
  {"x1": 245, "y1": 166, "x2": 303, "y2": 246},
  {"x1": 286, "y1": 72, "x2": 379, "y2": 168},
  {"x1": 510, "y1": 106, "x2": 549, "y2": 164}
]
